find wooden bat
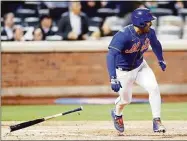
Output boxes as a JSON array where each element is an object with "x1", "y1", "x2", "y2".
[{"x1": 10, "y1": 106, "x2": 83, "y2": 132}]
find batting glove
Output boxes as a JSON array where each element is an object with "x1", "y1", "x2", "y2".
[
  {"x1": 159, "y1": 61, "x2": 166, "y2": 71},
  {"x1": 110, "y1": 77, "x2": 122, "y2": 92}
]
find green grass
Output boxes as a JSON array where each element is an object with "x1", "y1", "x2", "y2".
[{"x1": 1, "y1": 103, "x2": 187, "y2": 121}]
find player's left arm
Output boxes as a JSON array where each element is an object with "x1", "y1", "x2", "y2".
[{"x1": 150, "y1": 28, "x2": 166, "y2": 71}]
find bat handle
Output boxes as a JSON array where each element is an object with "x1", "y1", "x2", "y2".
[
  {"x1": 44, "y1": 113, "x2": 62, "y2": 120},
  {"x1": 62, "y1": 106, "x2": 83, "y2": 115}
]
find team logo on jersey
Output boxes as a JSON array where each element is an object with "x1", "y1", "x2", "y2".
[
  {"x1": 124, "y1": 38, "x2": 150, "y2": 53},
  {"x1": 141, "y1": 38, "x2": 150, "y2": 52}
]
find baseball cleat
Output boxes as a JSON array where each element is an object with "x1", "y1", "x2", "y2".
[
  {"x1": 111, "y1": 109, "x2": 124, "y2": 133},
  {"x1": 153, "y1": 117, "x2": 166, "y2": 133}
]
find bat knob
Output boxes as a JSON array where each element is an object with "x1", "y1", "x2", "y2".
[{"x1": 10, "y1": 126, "x2": 15, "y2": 132}]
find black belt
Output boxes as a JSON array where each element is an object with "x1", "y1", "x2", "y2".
[{"x1": 116, "y1": 67, "x2": 133, "y2": 71}]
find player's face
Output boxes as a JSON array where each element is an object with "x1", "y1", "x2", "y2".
[{"x1": 143, "y1": 21, "x2": 152, "y2": 33}]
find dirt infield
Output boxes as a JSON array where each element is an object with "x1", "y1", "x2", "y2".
[{"x1": 2, "y1": 121, "x2": 187, "y2": 140}]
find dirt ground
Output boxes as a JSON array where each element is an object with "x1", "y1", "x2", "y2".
[{"x1": 2, "y1": 121, "x2": 187, "y2": 140}]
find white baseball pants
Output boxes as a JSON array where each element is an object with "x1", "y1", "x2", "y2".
[{"x1": 115, "y1": 60, "x2": 161, "y2": 118}]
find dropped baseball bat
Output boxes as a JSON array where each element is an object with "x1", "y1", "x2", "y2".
[{"x1": 10, "y1": 106, "x2": 83, "y2": 132}]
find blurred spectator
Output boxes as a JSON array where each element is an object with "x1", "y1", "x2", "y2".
[
  {"x1": 175, "y1": 1, "x2": 184, "y2": 9},
  {"x1": 57, "y1": 1, "x2": 89, "y2": 40},
  {"x1": 38, "y1": 15, "x2": 55, "y2": 40},
  {"x1": 156, "y1": 1, "x2": 178, "y2": 15},
  {"x1": 2, "y1": 1, "x2": 187, "y2": 41},
  {"x1": 13, "y1": 26, "x2": 25, "y2": 41},
  {"x1": 1, "y1": 13, "x2": 15, "y2": 41},
  {"x1": 91, "y1": 2, "x2": 145, "y2": 39},
  {"x1": 145, "y1": 1, "x2": 158, "y2": 11},
  {"x1": 174, "y1": 1, "x2": 187, "y2": 12},
  {"x1": 33, "y1": 28, "x2": 43, "y2": 41},
  {"x1": 41, "y1": 1, "x2": 69, "y2": 22},
  {"x1": 145, "y1": 1, "x2": 187, "y2": 15},
  {"x1": 81, "y1": 1, "x2": 102, "y2": 18}
]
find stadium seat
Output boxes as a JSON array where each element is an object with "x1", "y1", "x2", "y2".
[
  {"x1": 183, "y1": 25, "x2": 187, "y2": 32},
  {"x1": 89, "y1": 17, "x2": 103, "y2": 27},
  {"x1": 185, "y1": 16, "x2": 187, "y2": 25},
  {"x1": 38, "y1": 9, "x2": 49, "y2": 16},
  {"x1": 178, "y1": 8, "x2": 187, "y2": 19},
  {"x1": 51, "y1": 26, "x2": 58, "y2": 33},
  {"x1": 1, "y1": 36, "x2": 8, "y2": 41},
  {"x1": 1, "y1": 27, "x2": 4, "y2": 33},
  {"x1": 182, "y1": 32, "x2": 187, "y2": 39},
  {"x1": 182, "y1": 25, "x2": 187, "y2": 39},
  {"x1": 157, "y1": 34, "x2": 180, "y2": 40},
  {"x1": 151, "y1": 8, "x2": 173, "y2": 17},
  {"x1": 16, "y1": 9, "x2": 37, "y2": 20},
  {"x1": 157, "y1": 25, "x2": 182, "y2": 39},
  {"x1": 150, "y1": 8, "x2": 173, "y2": 26},
  {"x1": 111, "y1": 25, "x2": 123, "y2": 32},
  {"x1": 158, "y1": 16, "x2": 183, "y2": 27},
  {"x1": 151, "y1": 19, "x2": 157, "y2": 29},
  {"x1": 88, "y1": 17, "x2": 103, "y2": 33},
  {"x1": 24, "y1": 1, "x2": 41, "y2": 11},
  {"x1": 24, "y1": 1, "x2": 41, "y2": 5},
  {"x1": 97, "y1": 8, "x2": 119, "y2": 19},
  {"x1": 14, "y1": 17, "x2": 22, "y2": 26},
  {"x1": 24, "y1": 17, "x2": 39, "y2": 27},
  {"x1": 88, "y1": 26, "x2": 99, "y2": 32},
  {"x1": 46, "y1": 35, "x2": 62, "y2": 41},
  {"x1": 182, "y1": 33, "x2": 187, "y2": 39}
]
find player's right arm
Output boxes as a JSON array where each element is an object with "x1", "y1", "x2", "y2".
[{"x1": 106, "y1": 31, "x2": 127, "y2": 92}]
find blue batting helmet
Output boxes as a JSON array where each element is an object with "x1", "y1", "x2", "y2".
[{"x1": 131, "y1": 8, "x2": 156, "y2": 28}]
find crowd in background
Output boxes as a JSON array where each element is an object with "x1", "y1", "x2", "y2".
[{"x1": 1, "y1": 0, "x2": 187, "y2": 41}]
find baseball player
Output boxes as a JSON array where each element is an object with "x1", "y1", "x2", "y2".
[{"x1": 106, "y1": 8, "x2": 166, "y2": 133}]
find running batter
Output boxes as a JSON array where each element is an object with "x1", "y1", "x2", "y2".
[{"x1": 106, "y1": 8, "x2": 166, "y2": 133}]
